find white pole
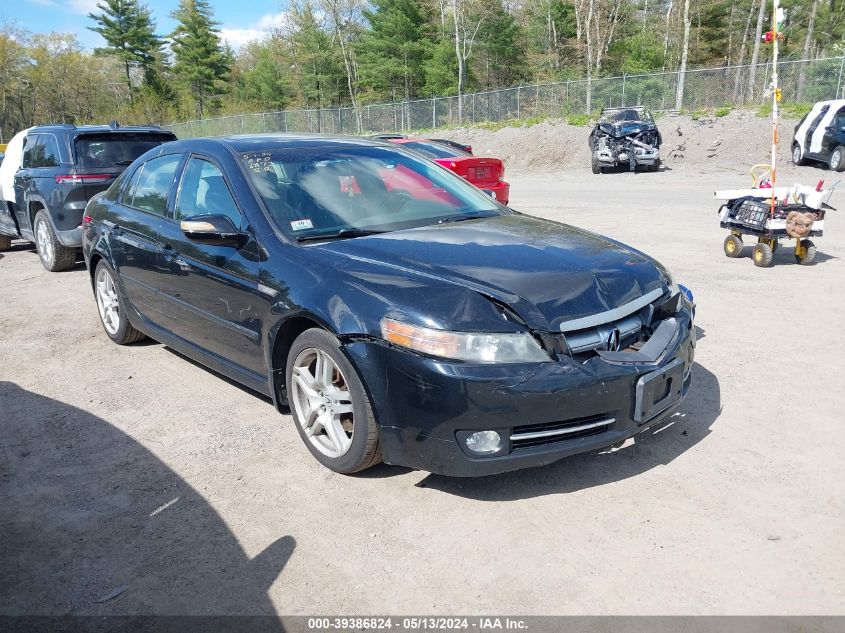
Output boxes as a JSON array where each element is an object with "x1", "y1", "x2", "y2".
[{"x1": 769, "y1": 0, "x2": 781, "y2": 217}]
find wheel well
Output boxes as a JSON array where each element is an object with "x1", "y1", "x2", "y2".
[
  {"x1": 88, "y1": 252, "x2": 103, "y2": 285},
  {"x1": 29, "y1": 200, "x2": 44, "y2": 226},
  {"x1": 271, "y1": 315, "x2": 325, "y2": 406}
]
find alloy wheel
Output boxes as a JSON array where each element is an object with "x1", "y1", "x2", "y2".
[
  {"x1": 832, "y1": 149, "x2": 843, "y2": 171},
  {"x1": 290, "y1": 348, "x2": 355, "y2": 458},
  {"x1": 95, "y1": 267, "x2": 121, "y2": 335},
  {"x1": 36, "y1": 219, "x2": 54, "y2": 268},
  {"x1": 792, "y1": 145, "x2": 801, "y2": 165}
]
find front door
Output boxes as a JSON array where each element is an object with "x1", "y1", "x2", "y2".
[{"x1": 155, "y1": 155, "x2": 265, "y2": 376}]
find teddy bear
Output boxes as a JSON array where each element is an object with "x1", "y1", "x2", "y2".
[{"x1": 785, "y1": 210, "x2": 816, "y2": 238}]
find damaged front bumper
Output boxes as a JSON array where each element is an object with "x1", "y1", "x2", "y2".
[
  {"x1": 596, "y1": 147, "x2": 660, "y2": 166},
  {"x1": 344, "y1": 306, "x2": 695, "y2": 477}
]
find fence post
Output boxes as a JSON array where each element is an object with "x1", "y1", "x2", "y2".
[
  {"x1": 432, "y1": 98, "x2": 436, "y2": 129},
  {"x1": 838, "y1": 55, "x2": 845, "y2": 99},
  {"x1": 516, "y1": 87, "x2": 521, "y2": 119},
  {"x1": 622, "y1": 73, "x2": 626, "y2": 106}
]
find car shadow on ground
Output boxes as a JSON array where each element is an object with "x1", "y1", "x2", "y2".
[
  {"x1": 415, "y1": 361, "x2": 721, "y2": 501},
  {"x1": 0, "y1": 382, "x2": 294, "y2": 619}
]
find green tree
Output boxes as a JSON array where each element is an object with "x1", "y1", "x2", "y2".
[
  {"x1": 288, "y1": 0, "x2": 345, "y2": 109},
  {"x1": 240, "y1": 37, "x2": 292, "y2": 110},
  {"x1": 474, "y1": 1, "x2": 528, "y2": 89},
  {"x1": 357, "y1": 0, "x2": 433, "y2": 101},
  {"x1": 87, "y1": 0, "x2": 161, "y2": 101},
  {"x1": 170, "y1": 0, "x2": 230, "y2": 117}
]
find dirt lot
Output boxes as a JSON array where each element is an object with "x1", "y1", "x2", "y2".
[{"x1": 1, "y1": 157, "x2": 844, "y2": 616}]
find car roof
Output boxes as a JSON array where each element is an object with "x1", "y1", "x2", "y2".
[
  {"x1": 29, "y1": 123, "x2": 173, "y2": 135},
  {"x1": 161, "y1": 134, "x2": 394, "y2": 155}
]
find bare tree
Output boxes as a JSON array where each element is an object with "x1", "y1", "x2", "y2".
[
  {"x1": 450, "y1": 0, "x2": 485, "y2": 122},
  {"x1": 796, "y1": 0, "x2": 821, "y2": 100},
  {"x1": 320, "y1": 0, "x2": 363, "y2": 131},
  {"x1": 731, "y1": 0, "x2": 755, "y2": 102},
  {"x1": 747, "y1": 0, "x2": 766, "y2": 100},
  {"x1": 675, "y1": 0, "x2": 691, "y2": 109}
]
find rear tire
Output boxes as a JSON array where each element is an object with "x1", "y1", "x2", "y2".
[
  {"x1": 286, "y1": 328, "x2": 382, "y2": 474},
  {"x1": 795, "y1": 239, "x2": 817, "y2": 265},
  {"x1": 792, "y1": 143, "x2": 806, "y2": 166},
  {"x1": 34, "y1": 210, "x2": 76, "y2": 272},
  {"x1": 723, "y1": 234, "x2": 743, "y2": 258},
  {"x1": 829, "y1": 146, "x2": 845, "y2": 172},
  {"x1": 94, "y1": 259, "x2": 145, "y2": 345}
]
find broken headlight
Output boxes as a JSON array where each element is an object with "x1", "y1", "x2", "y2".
[{"x1": 380, "y1": 318, "x2": 550, "y2": 364}]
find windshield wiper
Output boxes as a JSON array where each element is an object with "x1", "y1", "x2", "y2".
[
  {"x1": 296, "y1": 228, "x2": 385, "y2": 242},
  {"x1": 436, "y1": 213, "x2": 493, "y2": 224},
  {"x1": 112, "y1": 160, "x2": 134, "y2": 166}
]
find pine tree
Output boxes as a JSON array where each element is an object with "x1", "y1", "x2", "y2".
[
  {"x1": 170, "y1": 0, "x2": 229, "y2": 117},
  {"x1": 87, "y1": 0, "x2": 161, "y2": 101},
  {"x1": 357, "y1": 0, "x2": 432, "y2": 101}
]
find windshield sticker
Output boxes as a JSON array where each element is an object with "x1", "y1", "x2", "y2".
[
  {"x1": 290, "y1": 219, "x2": 314, "y2": 231},
  {"x1": 243, "y1": 152, "x2": 273, "y2": 174}
]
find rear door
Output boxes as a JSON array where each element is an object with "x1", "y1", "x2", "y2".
[
  {"x1": 155, "y1": 154, "x2": 265, "y2": 375},
  {"x1": 822, "y1": 106, "x2": 845, "y2": 159},
  {"x1": 108, "y1": 153, "x2": 183, "y2": 325},
  {"x1": 15, "y1": 133, "x2": 62, "y2": 239}
]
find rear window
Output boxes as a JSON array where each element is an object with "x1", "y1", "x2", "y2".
[
  {"x1": 401, "y1": 141, "x2": 464, "y2": 160},
  {"x1": 74, "y1": 133, "x2": 176, "y2": 169}
]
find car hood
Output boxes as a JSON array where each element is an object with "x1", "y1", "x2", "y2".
[{"x1": 315, "y1": 214, "x2": 667, "y2": 331}]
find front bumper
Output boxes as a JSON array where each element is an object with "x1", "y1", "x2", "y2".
[{"x1": 344, "y1": 307, "x2": 695, "y2": 477}]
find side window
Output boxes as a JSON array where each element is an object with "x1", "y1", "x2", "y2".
[
  {"x1": 835, "y1": 108, "x2": 845, "y2": 130},
  {"x1": 120, "y1": 164, "x2": 144, "y2": 205},
  {"x1": 175, "y1": 157, "x2": 242, "y2": 229},
  {"x1": 39, "y1": 135, "x2": 61, "y2": 167},
  {"x1": 129, "y1": 154, "x2": 181, "y2": 216},
  {"x1": 21, "y1": 135, "x2": 41, "y2": 169}
]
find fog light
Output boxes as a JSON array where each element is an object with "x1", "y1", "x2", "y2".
[{"x1": 465, "y1": 430, "x2": 502, "y2": 454}]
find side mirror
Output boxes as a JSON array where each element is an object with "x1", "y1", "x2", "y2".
[{"x1": 180, "y1": 214, "x2": 241, "y2": 247}]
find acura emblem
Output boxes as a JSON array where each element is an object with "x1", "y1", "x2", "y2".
[{"x1": 606, "y1": 328, "x2": 621, "y2": 352}]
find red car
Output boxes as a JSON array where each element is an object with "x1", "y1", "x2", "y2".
[{"x1": 388, "y1": 138, "x2": 510, "y2": 205}]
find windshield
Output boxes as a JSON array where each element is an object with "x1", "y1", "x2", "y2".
[
  {"x1": 401, "y1": 140, "x2": 466, "y2": 159},
  {"x1": 75, "y1": 133, "x2": 176, "y2": 169},
  {"x1": 601, "y1": 109, "x2": 652, "y2": 123},
  {"x1": 240, "y1": 144, "x2": 504, "y2": 241}
]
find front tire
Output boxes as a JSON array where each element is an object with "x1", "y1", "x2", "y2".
[
  {"x1": 724, "y1": 234, "x2": 743, "y2": 258},
  {"x1": 752, "y1": 242, "x2": 773, "y2": 267},
  {"x1": 94, "y1": 259, "x2": 145, "y2": 344},
  {"x1": 286, "y1": 328, "x2": 382, "y2": 474},
  {"x1": 829, "y1": 146, "x2": 845, "y2": 172},
  {"x1": 34, "y1": 210, "x2": 76, "y2": 272},
  {"x1": 591, "y1": 155, "x2": 602, "y2": 174},
  {"x1": 0, "y1": 234, "x2": 11, "y2": 250}
]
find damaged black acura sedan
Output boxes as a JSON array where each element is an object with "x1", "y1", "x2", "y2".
[{"x1": 82, "y1": 135, "x2": 695, "y2": 477}]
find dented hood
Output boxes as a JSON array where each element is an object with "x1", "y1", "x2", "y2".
[{"x1": 317, "y1": 214, "x2": 667, "y2": 331}]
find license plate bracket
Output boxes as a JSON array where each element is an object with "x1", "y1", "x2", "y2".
[{"x1": 634, "y1": 357, "x2": 685, "y2": 423}]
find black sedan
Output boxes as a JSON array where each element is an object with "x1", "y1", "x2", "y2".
[{"x1": 82, "y1": 135, "x2": 695, "y2": 477}]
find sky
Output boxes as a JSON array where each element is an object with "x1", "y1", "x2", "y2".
[{"x1": 6, "y1": 0, "x2": 289, "y2": 50}]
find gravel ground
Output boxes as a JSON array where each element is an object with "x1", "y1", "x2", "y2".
[{"x1": 1, "y1": 160, "x2": 843, "y2": 616}]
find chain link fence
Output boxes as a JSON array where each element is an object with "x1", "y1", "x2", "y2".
[{"x1": 168, "y1": 56, "x2": 845, "y2": 138}]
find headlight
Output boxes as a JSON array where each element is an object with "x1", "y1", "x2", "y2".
[{"x1": 380, "y1": 318, "x2": 550, "y2": 364}]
